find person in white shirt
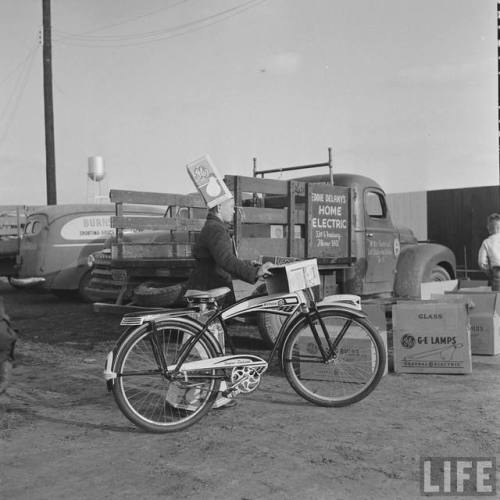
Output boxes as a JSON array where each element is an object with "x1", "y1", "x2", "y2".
[{"x1": 478, "y1": 213, "x2": 500, "y2": 291}]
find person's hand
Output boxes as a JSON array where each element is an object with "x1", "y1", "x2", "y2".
[{"x1": 257, "y1": 261, "x2": 273, "y2": 279}]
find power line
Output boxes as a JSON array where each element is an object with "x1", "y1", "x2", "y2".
[
  {"x1": 55, "y1": 0, "x2": 191, "y2": 37},
  {"x1": 52, "y1": 0, "x2": 267, "y2": 48},
  {"x1": 0, "y1": 45, "x2": 39, "y2": 144},
  {"x1": 0, "y1": 40, "x2": 40, "y2": 89}
]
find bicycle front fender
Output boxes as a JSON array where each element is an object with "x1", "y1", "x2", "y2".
[{"x1": 316, "y1": 304, "x2": 367, "y2": 319}]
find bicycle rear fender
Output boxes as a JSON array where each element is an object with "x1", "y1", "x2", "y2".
[
  {"x1": 106, "y1": 316, "x2": 224, "y2": 388},
  {"x1": 119, "y1": 315, "x2": 223, "y2": 358}
]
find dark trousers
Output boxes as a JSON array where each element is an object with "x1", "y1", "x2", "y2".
[{"x1": 492, "y1": 266, "x2": 500, "y2": 292}]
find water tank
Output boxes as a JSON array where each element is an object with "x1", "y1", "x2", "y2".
[{"x1": 88, "y1": 156, "x2": 105, "y2": 181}]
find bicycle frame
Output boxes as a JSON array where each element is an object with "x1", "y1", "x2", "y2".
[
  {"x1": 105, "y1": 288, "x2": 367, "y2": 388},
  {"x1": 165, "y1": 289, "x2": 366, "y2": 377},
  {"x1": 165, "y1": 290, "x2": 305, "y2": 374}
]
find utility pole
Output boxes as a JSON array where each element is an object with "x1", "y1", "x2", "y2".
[
  {"x1": 42, "y1": 0, "x2": 57, "y2": 204},
  {"x1": 498, "y1": 1, "x2": 500, "y2": 182}
]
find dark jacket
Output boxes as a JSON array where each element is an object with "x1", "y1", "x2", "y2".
[{"x1": 185, "y1": 213, "x2": 258, "y2": 298}]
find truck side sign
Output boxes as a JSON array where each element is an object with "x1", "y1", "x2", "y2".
[
  {"x1": 60, "y1": 215, "x2": 114, "y2": 241},
  {"x1": 307, "y1": 183, "x2": 351, "y2": 259}
]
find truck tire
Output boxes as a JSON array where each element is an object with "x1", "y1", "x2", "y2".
[
  {"x1": 78, "y1": 270, "x2": 95, "y2": 303},
  {"x1": 257, "y1": 313, "x2": 283, "y2": 349},
  {"x1": 251, "y1": 283, "x2": 282, "y2": 349},
  {"x1": 132, "y1": 281, "x2": 185, "y2": 307},
  {"x1": 430, "y1": 265, "x2": 451, "y2": 281}
]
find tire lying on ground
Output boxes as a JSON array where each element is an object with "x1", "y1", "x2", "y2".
[{"x1": 132, "y1": 282, "x2": 185, "y2": 307}]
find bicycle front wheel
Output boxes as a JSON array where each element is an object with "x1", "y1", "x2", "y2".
[
  {"x1": 112, "y1": 319, "x2": 220, "y2": 433},
  {"x1": 283, "y1": 308, "x2": 386, "y2": 407}
]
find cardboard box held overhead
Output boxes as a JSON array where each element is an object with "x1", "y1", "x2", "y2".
[
  {"x1": 392, "y1": 300, "x2": 472, "y2": 374},
  {"x1": 186, "y1": 155, "x2": 233, "y2": 209},
  {"x1": 445, "y1": 291, "x2": 500, "y2": 355}
]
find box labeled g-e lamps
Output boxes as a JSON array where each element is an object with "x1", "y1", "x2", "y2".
[{"x1": 392, "y1": 300, "x2": 472, "y2": 374}]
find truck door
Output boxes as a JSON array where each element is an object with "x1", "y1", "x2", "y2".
[{"x1": 364, "y1": 189, "x2": 399, "y2": 289}]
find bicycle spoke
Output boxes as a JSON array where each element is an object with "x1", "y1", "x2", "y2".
[
  {"x1": 283, "y1": 308, "x2": 385, "y2": 407},
  {"x1": 112, "y1": 321, "x2": 220, "y2": 432}
]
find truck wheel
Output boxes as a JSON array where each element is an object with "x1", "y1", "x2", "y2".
[
  {"x1": 78, "y1": 270, "x2": 95, "y2": 303},
  {"x1": 430, "y1": 265, "x2": 451, "y2": 281},
  {"x1": 257, "y1": 313, "x2": 284, "y2": 349},
  {"x1": 251, "y1": 283, "x2": 282, "y2": 349},
  {"x1": 132, "y1": 281, "x2": 184, "y2": 307}
]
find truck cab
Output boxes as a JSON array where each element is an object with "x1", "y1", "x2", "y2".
[{"x1": 296, "y1": 173, "x2": 454, "y2": 298}]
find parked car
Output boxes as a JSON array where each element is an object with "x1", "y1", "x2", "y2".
[{"x1": 11, "y1": 204, "x2": 165, "y2": 301}]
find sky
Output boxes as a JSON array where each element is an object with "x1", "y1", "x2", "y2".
[{"x1": 0, "y1": 0, "x2": 497, "y2": 205}]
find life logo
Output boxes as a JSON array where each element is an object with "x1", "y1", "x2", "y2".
[{"x1": 401, "y1": 333, "x2": 416, "y2": 349}]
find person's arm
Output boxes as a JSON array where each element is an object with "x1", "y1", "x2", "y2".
[{"x1": 478, "y1": 241, "x2": 490, "y2": 273}]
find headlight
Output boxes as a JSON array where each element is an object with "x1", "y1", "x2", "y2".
[{"x1": 87, "y1": 254, "x2": 95, "y2": 268}]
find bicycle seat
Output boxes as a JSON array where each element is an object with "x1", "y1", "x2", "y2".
[{"x1": 184, "y1": 287, "x2": 231, "y2": 301}]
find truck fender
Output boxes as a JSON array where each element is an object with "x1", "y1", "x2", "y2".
[
  {"x1": 50, "y1": 264, "x2": 88, "y2": 291},
  {"x1": 394, "y1": 243, "x2": 456, "y2": 299}
]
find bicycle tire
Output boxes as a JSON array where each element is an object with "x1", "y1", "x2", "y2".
[
  {"x1": 282, "y1": 308, "x2": 386, "y2": 407},
  {"x1": 112, "y1": 319, "x2": 220, "y2": 433}
]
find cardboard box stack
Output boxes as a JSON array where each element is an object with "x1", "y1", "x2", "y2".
[
  {"x1": 362, "y1": 300, "x2": 388, "y2": 375},
  {"x1": 445, "y1": 291, "x2": 500, "y2": 355},
  {"x1": 392, "y1": 299, "x2": 472, "y2": 374}
]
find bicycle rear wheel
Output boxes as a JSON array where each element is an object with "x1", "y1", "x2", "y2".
[
  {"x1": 283, "y1": 308, "x2": 386, "y2": 407},
  {"x1": 112, "y1": 319, "x2": 220, "y2": 433}
]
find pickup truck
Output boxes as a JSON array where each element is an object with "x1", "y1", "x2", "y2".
[{"x1": 85, "y1": 170, "x2": 456, "y2": 344}]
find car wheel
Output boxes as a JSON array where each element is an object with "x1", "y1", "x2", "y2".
[{"x1": 78, "y1": 270, "x2": 95, "y2": 303}]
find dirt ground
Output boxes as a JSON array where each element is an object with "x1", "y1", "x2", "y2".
[{"x1": 0, "y1": 279, "x2": 499, "y2": 500}]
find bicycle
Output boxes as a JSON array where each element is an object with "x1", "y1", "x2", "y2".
[{"x1": 103, "y1": 260, "x2": 386, "y2": 433}]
